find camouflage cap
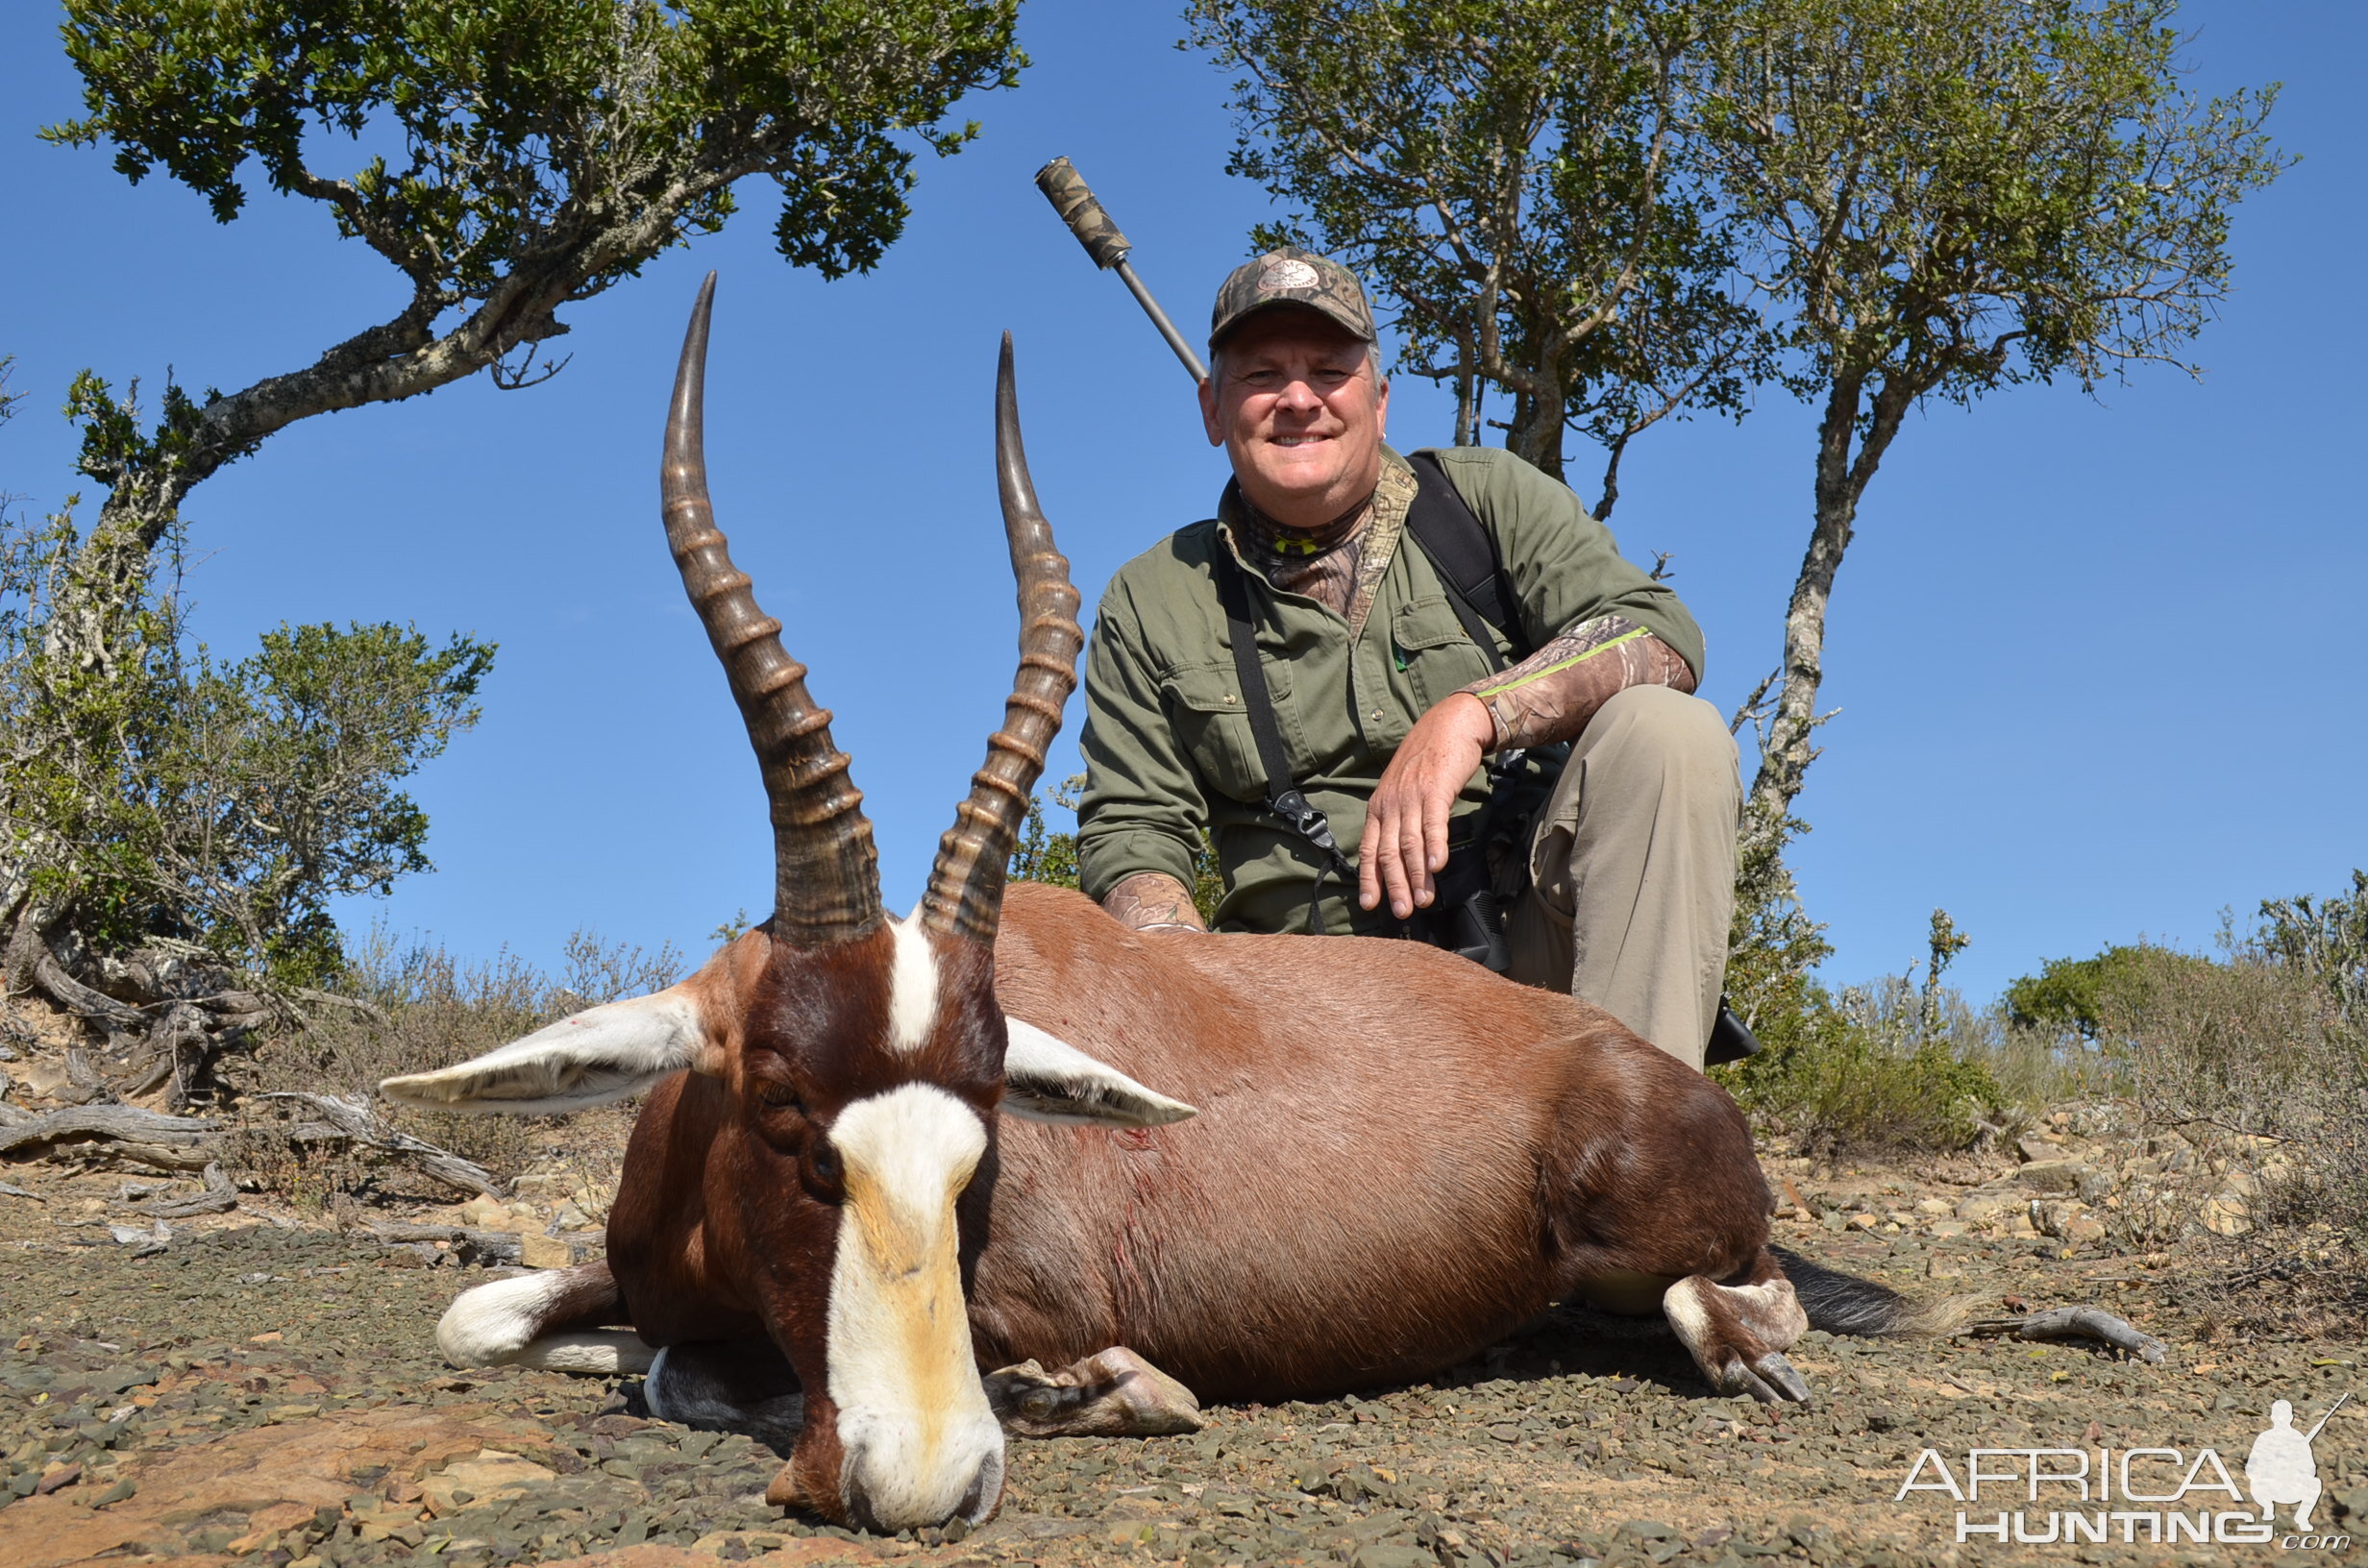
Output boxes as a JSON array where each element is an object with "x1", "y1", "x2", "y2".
[{"x1": 1208, "y1": 246, "x2": 1375, "y2": 351}]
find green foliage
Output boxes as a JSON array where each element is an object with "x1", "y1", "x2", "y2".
[
  {"x1": 2003, "y1": 942, "x2": 2203, "y2": 1039},
  {"x1": 1190, "y1": 0, "x2": 1762, "y2": 493},
  {"x1": 1699, "y1": 0, "x2": 2289, "y2": 413},
  {"x1": 47, "y1": 0, "x2": 1024, "y2": 289},
  {"x1": 1715, "y1": 970, "x2": 2011, "y2": 1153},
  {"x1": 1012, "y1": 774, "x2": 1222, "y2": 927},
  {"x1": 10, "y1": 1, "x2": 1024, "y2": 989},
  {"x1": 1, "y1": 498, "x2": 491, "y2": 986},
  {"x1": 2254, "y1": 868, "x2": 2368, "y2": 1024}
]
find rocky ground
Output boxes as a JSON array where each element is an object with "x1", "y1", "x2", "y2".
[{"x1": 2, "y1": 1114, "x2": 2363, "y2": 1568}]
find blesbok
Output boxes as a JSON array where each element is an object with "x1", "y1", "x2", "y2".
[{"x1": 385, "y1": 280, "x2": 2144, "y2": 1533}]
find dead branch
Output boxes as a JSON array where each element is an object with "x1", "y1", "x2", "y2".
[
  {"x1": 139, "y1": 1161, "x2": 238, "y2": 1217},
  {"x1": 258, "y1": 1090, "x2": 505, "y2": 1197},
  {"x1": 0, "y1": 1103, "x2": 220, "y2": 1155},
  {"x1": 1959, "y1": 1305, "x2": 2168, "y2": 1363}
]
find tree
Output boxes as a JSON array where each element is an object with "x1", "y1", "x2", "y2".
[
  {"x1": 7, "y1": 1, "x2": 1024, "y2": 993},
  {"x1": 1694, "y1": 0, "x2": 2287, "y2": 855},
  {"x1": 1188, "y1": 0, "x2": 1763, "y2": 509},
  {"x1": 2, "y1": 471, "x2": 492, "y2": 1020}
]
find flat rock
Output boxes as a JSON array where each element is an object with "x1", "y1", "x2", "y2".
[{"x1": 0, "y1": 1402, "x2": 552, "y2": 1568}]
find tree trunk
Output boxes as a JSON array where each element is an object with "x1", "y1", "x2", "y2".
[
  {"x1": 1507, "y1": 373, "x2": 1567, "y2": 481},
  {"x1": 1741, "y1": 366, "x2": 1912, "y2": 848}
]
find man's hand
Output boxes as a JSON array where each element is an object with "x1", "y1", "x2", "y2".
[
  {"x1": 1102, "y1": 871, "x2": 1208, "y2": 933},
  {"x1": 1359, "y1": 693, "x2": 1494, "y2": 919}
]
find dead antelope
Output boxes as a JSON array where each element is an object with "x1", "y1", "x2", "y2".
[{"x1": 384, "y1": 279, "x2": 2154, "y2": 1534}]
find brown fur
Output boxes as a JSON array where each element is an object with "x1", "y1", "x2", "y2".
[{"x1": 967, "y1": 882, "x2": 1773, "y2": 1400}]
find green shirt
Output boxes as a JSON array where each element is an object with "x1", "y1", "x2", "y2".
[{"x1": 1077, "y1": 444, "x2": 1705, "y2": 935}]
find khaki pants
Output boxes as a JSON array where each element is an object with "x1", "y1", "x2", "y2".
[{"x1": 1503, "y1": 686, "x2": 1740, "y2": 1069}]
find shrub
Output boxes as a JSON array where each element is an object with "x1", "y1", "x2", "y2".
[
  {"x1": 1715, "y1": 971, "x2": 2014, "y2": 1154},
  {"x1": 2101, "y1": 875, "x2": 2367, "y2": 1332}
]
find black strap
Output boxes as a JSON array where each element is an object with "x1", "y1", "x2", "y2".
[
  {"x1": 1210, "y1": 547, "x2": 1354, "y2": 933},
  {"x1": 1404, "y1": 451, "x2": 1528, "y2": 667}
]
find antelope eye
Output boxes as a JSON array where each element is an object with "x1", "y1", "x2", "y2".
[{"x1": 753, "y1": 1081, "x2": 802, "y2": 1112}]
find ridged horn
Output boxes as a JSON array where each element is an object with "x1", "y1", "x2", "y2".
[
  {"x1": 662, "y1": 273, "x2": 882, "y2": 945},
  {"x1": 918, "y1": 334, "x2": 1083, "y2": 945}
]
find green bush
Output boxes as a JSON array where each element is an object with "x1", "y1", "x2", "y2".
[
  {"x1": 1, "y1": 489, "x2": 491, "y2": 988},
  {"x1": 1714, "y1": 972, "x2": 2012, "y2": 1154},
  {"x1": 2003, "y1": 942, "x2": 2216, "y2": 1039}
]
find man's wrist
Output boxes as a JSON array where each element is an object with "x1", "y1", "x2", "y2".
[{"x1": 1101, "y1": 871, "x2": 1210, "y2": 933}]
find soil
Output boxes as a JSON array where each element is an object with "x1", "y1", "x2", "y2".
[{"x1": 2, "y1": 1129, "x2": 2363, "y2": 1568}]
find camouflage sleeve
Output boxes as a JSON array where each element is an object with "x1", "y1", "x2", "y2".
[
  {"x1": 1101, "y1": 871, "x2": 1209, "y2": 933},
  {"x1": 1456, "y1": 614, "x2": 1697, "y2": 751}
]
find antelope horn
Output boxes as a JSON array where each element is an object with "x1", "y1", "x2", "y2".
[
  {"x1": 661, "y1": 274, "x2": 882, "y2": 945},
  {"x1": 919, "y1": 334, "x2": 1083, "y2": 945}
]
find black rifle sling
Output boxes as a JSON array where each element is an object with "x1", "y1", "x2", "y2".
[
  {"x1": 1210, "y1": 546, "x2": 1353, "y2": 933},
  {"x1": 1404, "y1": 451, "x2": 1527, "y2": 668}
]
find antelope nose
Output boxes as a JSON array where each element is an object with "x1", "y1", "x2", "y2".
[
  {"x1": 841, "y1": 1443, "x2": 1004, "y2": 1532},
  {"x1": 954, "y1": 1449, "x2": 1005, "y2": 1525}
]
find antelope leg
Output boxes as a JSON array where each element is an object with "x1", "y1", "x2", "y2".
[{"x1": 983, "y1": 1347, "x2": 1203, "y2": 1437}]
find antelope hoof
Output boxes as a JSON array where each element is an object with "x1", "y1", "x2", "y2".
[
  {"x1": 1724, "y1": 1350, "x2": 1813, "y2": 1406},
  {"x1": 1663, "y1": 1274, "x2": 1813, "y2": 1405},
  {"x1": 983, "y1": 1348, "x2": 1203, "y2": 1437}
]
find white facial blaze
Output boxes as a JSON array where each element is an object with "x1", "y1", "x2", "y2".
[
  {"x1": 885, "y1": 916, "x2": 941, "y2": 1055},
  {"x1": 825, "y1": 1084, "x2": 1001, "y2": 1528}
]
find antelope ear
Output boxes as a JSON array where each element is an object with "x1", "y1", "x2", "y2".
[
  {"x1": 1000, "y1": 1018, "x2": 1198, "y2": 1128},
  {"x1": 380, "y1": 989, "x2": 715, "y2": 1115}
]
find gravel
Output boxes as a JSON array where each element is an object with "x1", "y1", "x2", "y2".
[{"x1": 2, "y1": 1155, "x2": 2362, "y2": 1568}]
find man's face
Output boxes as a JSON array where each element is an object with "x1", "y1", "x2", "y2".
[{"x1": 1199, "y1": 309, "x2": 1389, "y2": 528}]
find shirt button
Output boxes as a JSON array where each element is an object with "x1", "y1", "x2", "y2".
[{"x1": 1370, "y1": 708, "x2": 1383, "y2": 720}]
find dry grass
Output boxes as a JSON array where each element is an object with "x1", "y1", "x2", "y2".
[
  {"x1": 235, "y1": 926, "x2": 687, "y2": 1199},
  {"x1": 2102, "y1": 939, "x2": 2367, "y2": 1334}
]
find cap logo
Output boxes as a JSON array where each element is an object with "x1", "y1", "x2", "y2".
[{"x1": 1257, "y1": 258, "x2": 1320, "y2": 294}]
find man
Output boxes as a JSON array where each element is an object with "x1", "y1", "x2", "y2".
[{"x1": 1076, "y1": 246, "x2": 1739, "y2": 1068}]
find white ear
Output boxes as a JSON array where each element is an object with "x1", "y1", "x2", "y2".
[
  {"x1": 380, "y1": 989, "x2": 711, "y2": 1115},
  {"x1": 1000, "y1": 1018, "x2": 1197, "y2": 1128}
]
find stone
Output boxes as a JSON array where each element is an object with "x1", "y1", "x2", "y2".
[
  {"x1": 522, "y1": 1231, "x2": 604, "y2": 1269},
  {"x1": 421, "y1": 1452, "x2": 559, "y2": 1516},
  {"x1": 2201, "y1": 1191, "x2": 2253, "y2": 1237},
  {"x1": 1845, "y1": 1213, "x2": 1879, "y2": 1232},
  {"x1": 1956, "y1": 1195, "x2": 2011, "y2": 1222},
  {"x1": 0, "y1": 1402, "x2": 552, "y2": 1568},
  {"x1": 1912, "y1": 1198, "x2": 1954, "y2": 1216},
  {"x1": 1350, "y1": 1546, "x2": 1437, "y2": 1568},
  {"x1": 2018, "y1": 1160, "x2": 2109, "y2": 1199},
  {"x1": 2030, "y1": 1201, "x2": 2079, "y2": 1239}
]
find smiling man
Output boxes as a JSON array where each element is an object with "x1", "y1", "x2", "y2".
[{"x1": 1075, "y1": 247, "x2": 1740, "y2": 1067}]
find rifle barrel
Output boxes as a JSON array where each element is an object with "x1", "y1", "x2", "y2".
[{"x1": 1036, "y1": 158, "x2": 1208, "y2": 384}]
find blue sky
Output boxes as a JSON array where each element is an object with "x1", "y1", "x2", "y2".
[{"x1": 1, "y1": 2, "x2": 2360, "y2": 1004}]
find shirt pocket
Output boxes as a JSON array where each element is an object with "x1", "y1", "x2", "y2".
[
  {"x1": 1162, "y1": 659, "x2": 1295, "y2": 803},
  {"x1": 1393, "y1": 595, "x2": 1498, "y2": 707}
]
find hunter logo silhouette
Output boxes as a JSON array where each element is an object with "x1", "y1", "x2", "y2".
[{"x1": 2247, "y1": 1393, "x2": 2347, "y2": 1530}]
